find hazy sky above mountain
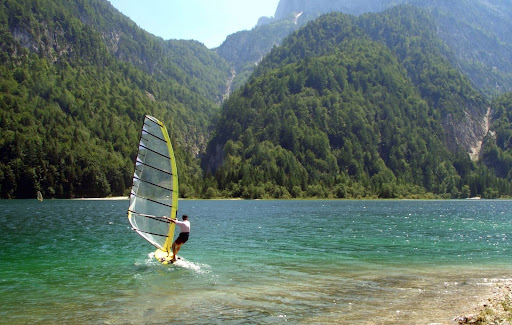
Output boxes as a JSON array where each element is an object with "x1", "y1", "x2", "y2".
[{"x1": 108, "y1": 0, "x2": 280, "y2": 49}]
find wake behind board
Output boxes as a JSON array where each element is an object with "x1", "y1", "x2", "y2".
[{"x1": 155, "y1": 249, "x2": 180, "y2": 265}]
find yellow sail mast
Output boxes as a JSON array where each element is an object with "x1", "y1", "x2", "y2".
[{"x1": 159, "y1": 120, "x2": 179, "y2": 253}]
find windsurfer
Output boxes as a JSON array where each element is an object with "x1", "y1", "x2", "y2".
[{"x1": 166, "y1": 215, "x2": 190, "y2": 262}]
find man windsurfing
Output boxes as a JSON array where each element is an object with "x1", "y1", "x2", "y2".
[{"x1": 166, "y1": 215, "x2": 190, "y2": 262}]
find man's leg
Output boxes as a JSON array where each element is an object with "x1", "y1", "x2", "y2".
[
  {"x1": 171, "y1": 241, "x2": 177, "y2": 260},
  {"x1": 172, "y1": 239, "x2": 182, "y2": 260},
  {"x1": 172, "y1": 243, "x2": 183, "y2": 261},
  {"x1": 174, "y1": 243, "x2": 183, "y2": 258}
]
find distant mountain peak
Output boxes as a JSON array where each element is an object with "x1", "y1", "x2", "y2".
[
  {"x1": 274, "y1": 0, "x2": 386, "y2": 20},
  {"x1": 275, "y1": 0, "x2": 306, "y2": 20}
]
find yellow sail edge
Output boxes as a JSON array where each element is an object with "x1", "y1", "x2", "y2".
[{"x1": 159, "y1": 120, "x2": 179, "y2": 254}]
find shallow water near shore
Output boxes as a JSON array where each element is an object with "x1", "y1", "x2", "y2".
[{"x1": 1, "y1": 199, "x2": 511, "y2": 324}]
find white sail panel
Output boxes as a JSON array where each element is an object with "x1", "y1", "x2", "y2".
[{"x1": 128, "y1": 115, "x2": 178, "y2": 252}]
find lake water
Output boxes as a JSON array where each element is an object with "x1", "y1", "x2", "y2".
[{"x1": 1, "y1": 199, "x2": 511, "y2": 324}]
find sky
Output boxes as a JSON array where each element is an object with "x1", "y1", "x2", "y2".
[{"x1": 108, "y1": 0, "x2": 280, "y2": 49}]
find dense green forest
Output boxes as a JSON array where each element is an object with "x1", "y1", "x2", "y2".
[
  {"x1": 204, "y1": 9, "x2": 512, "y2": 199},
  {"x1": 0, "y1": 50, "x2": 209, "y2": 198},
  {"x1": 0, "y1": 0, "x2": 222, "y2": 198},
  {"x1": 1, "y1": 0, "x2": 512, "y2": 200},
  {"x1": 229, "y1": 0, "x2": 512, "y2": 97},
  {"x1": 483, "y1": 93, "x2": 512, "y2": 181}
]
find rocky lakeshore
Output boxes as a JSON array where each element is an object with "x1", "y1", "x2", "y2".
[{"x1": 456, "y1": 282, "x2": 512, "y2": 324}]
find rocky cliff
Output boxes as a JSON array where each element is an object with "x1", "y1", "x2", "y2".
[{"x1": 274, "y1": 0, "x2": 387, "y2": 20}]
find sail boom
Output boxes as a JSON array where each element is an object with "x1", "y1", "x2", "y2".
[
  {"x1": 132, "y1": 227, "x2": 169, "y2": 238},
  {"x1": 127, "y1": 210, "x2": 170, "y2": 223}
]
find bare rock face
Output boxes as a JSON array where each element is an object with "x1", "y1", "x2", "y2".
[
  {"x1": 274, "y1": 0, "x2": 306, "y2": 20},
  {"x1": 274, "y1": 0, "x2": 386, "y2": 20},
  {"x1": 443, "y1": 107, "x2": 491, "y2": 161}
]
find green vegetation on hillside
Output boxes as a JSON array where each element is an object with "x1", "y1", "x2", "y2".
[
  {"x1": 0, "y1": 51, "x2": 209, "y2": 198},
  {"x1": 1, "y1": 1, "x2": 512, "y2": 200},
  {"x1": 204, "y1": 9, "x2": 512, "y2": 199},
  {"x1": 218, "y1": 0, "x2": 512, "y2": 98},
  {"x1": 216, "y1": 18, "x2": 300, "y2": 92},
  {"x1": 0, "y1": 0, "x2": 225, "y2": 198},
  {"x1": 482, "y1": 93, "x2": 512, "y2": 182}
]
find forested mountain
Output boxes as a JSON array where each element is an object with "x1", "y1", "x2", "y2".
[
  {"x1": 204, "y1": 7, "x2": 511, "y2": 199},
  {"x1": 0, "y1": 0, "x2": 231, "y2": 198},
  {"x1": 215, "y1": 18, "x2": 299, "y2": 94},
  {"x1": 219, "y1": 0, "x2": 512, "y2": 96},
  {"x1": 483, "y1": 93, "x2": 512, "y2": 180},
  {"x1": 2, "y1": 0, "x2": 512, "y2": 200}
]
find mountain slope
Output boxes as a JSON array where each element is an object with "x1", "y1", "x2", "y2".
[
  {"x1": 1, "y1": 0, "x2": 511, "y2": 200},
  {"x1": 204, "y1": 8, "x2": 506, "y2": 199},
  {"x1": 0, "y1": 0, "x2": 229, "y2": 198},
  {"x1": 215, "y1": 17, "x2": 300, "y2": 93},
  {"x1": 482, "y1": 93, "x2": 512, "y2": 179},
  {"x1": 219, "y1": 0, "x2": 512, "y2": 96},
  {"x1": 255, "y1": 6, "x2": 488, "y2": 155}
]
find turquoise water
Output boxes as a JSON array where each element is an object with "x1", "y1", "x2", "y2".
[{"x1": 1, "y1": 199, "x2": 511, "y2": 324}]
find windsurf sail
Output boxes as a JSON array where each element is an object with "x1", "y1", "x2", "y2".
[
  {"x1": 127, "y1": 115, "x2": 179, "y2": 253},
  {"x1": 37, "y1": 191, "x2": 43, "y2": 202}
]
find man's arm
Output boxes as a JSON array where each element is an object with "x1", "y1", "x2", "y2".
[{"x1": 162, "y1": 216, "x2": 176, "y2": 223}]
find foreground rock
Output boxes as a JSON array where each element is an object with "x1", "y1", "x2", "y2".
[{"x1": 456, "y1": 283, "x2": 512, "y2": 324}]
